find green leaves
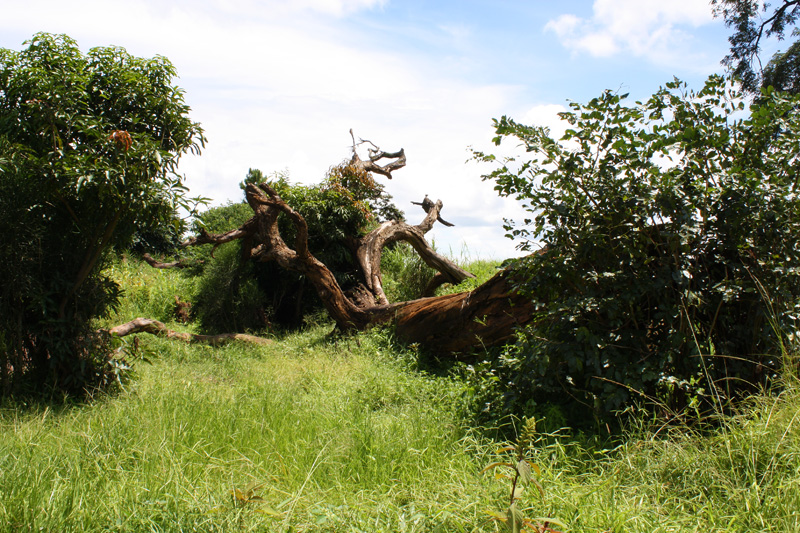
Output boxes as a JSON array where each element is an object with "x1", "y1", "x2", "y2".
[
  {"x1": 474, "y1": 75, "x2": 800, "y2": 425},
  {"x1": 0, "y1": 33, "x2": 205, "y2": 394}
]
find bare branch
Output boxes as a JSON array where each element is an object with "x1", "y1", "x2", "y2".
[
  {"x1": 107, "y1": 318, "x2": 272, "y2": 346},
  {"x1": 141, "y1": 253, "x2": 200, "y2": 269},
  {"x1": 411, "y1": 195, "x2": 455, "y2": 227},
  {"x1": 348, "y1": 129, "x2": 406, "y2": 179},
  {"x1": 356, "y1": 198, "x2": 474, "y2": 304},
  {"x1": 180, "y1": 219, "x2": 257, "y2": 257}
]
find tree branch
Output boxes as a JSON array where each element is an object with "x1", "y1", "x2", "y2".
[
  {"x1": 107, "y1": 318, "x2": 272, "y2": 346},
  {"x1": 356, "y1": 198, "x2": 474, "y2": 304},
  {"x1": 349, "y1": 128, "x2": 406, "y2": 179},
  {"x1": 141, "y1": 253, "x2": 200, "y2": 269}
]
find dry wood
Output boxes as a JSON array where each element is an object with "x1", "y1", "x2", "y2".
[
  {"x1": 107, "y1": 318, "x2": 272, "y2": 346},
  {"x1": 137, "y1": 138, "x2": 532, "y2": 355},
  {"x1": 141, "y1": 253, "x2": 199, "y2": 269}
]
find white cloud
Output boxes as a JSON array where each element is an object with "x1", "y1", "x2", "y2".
[
  {"x1": 546, "y1": 0, "x2": 716, "y2": 66},
  {"x1": 10, "y1": 0, "x2": 722, "y2": 260},
  {"x1": 522, "y1": 104, "x2": 569, "y2": 138}
]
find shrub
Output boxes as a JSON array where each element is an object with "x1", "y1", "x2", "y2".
[
  {"x1": 474, "y1": 76, "x2": 800, "y2": 424},
  {"x1": 0, "y1": 33, "x2": 204, "y2": 395}
]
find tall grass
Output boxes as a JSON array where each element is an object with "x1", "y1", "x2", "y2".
[
  {"x1": 0, "y1": 328, "x2": 493, "y2": 532},
  {"x1": 2, "y1": 255, "x2": 799, "y2": 531},
  {"x1": 104, "y1": 254, "x2": 198, "y2": 325}
]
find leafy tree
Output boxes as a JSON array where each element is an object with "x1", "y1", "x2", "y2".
[
  {"x1": 713, "y1": 0, "x2": 800, "y2": 93},
  {"x1": 474, "y1": 75, "x2": 800, "y2": 424},
  {"x1": 0, "y1": 33, "x2": 204, "y2": 394}
]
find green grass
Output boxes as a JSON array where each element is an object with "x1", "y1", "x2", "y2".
[
  {"x1": 2, "y1": 256, "x2": 800, "y2": 531},
  {"x1": 0, "y1": 329, "x2": 493, "y2": 532}
]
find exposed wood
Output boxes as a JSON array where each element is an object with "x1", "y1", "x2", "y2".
[
  {"x1": 374, "y1": 267, "x2": 534, "y2": 354},
  {"x1": 411, "y1": 195, "x2": 454, "y2": 227},
  {"x1": 142, "y1": 138, "x2": 533, "y2": 355},
  {"x1": 422, "y1": 273, "x2": 451, "y2": 297},
  {"x1": 107, "y1": 318, "x2": 272, "y2": 346},
  {"x1": 244, "y1": 182, "x2": 373, "y2": 330},
  {"x1": 355, "y1": 203, "x2": 474, "y2": 305},
  {"x1": 348, "y1": 129, "x2": 406, "y2": 179}
]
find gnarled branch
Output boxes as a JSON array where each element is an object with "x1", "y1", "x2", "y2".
[
  {"x1": 349, "y1": 129, "x2": 406, "y2": 179},
  {"x1": 141, "y1": 253, "x2": 199, "y2": 269}
]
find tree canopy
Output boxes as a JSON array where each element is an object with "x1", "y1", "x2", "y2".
[
  {"x1": 0, "y1": 33, "x2": 204, "y2": 394},
  {"x1": 713, "y1": 0, "x2": 800, "y2": 93}
]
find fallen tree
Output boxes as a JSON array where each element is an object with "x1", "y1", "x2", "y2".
[{"x1": 136, "y1": 135, "x2": 533, "y2": 355}]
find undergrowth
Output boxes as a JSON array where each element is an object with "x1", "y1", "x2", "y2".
[{"x1": 1, "y1": 256, "x2": 799, "y2": 531}]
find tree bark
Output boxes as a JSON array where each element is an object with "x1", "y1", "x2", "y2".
[
  {"x1": 382, "y1": 267, "x2": 534, "y2": 354},
  {"x1": 355, "y1": 197, "x2": 474, "y2": 305},
  {"x1": 161, "y1": 182, "x2": 530, "y2": 354}
]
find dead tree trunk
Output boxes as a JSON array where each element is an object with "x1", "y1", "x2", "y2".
[
  {"x1": 141, "y1": 137, "x2": 533, "y2": 355},
  {"x1": 163, "y1": 180, "x2": 529, "y2": 354},
  {"x1": 383, "y1": 268, "x2": 534, "y2": 354}
]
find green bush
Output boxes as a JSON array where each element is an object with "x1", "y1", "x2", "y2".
[
  {"x1": 0, "y1": 33, "x2": 204, "y2": 395},
  {"x1": 192, "y1": 243, "x2": 267, "y2": 333},
  {"x1": 474, "y1": 75, "x2": 800, "y2": 424}
]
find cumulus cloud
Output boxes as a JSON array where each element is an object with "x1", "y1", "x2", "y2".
[{"x1": 546, "y1": 0, "x2": 715, "y2": 66}]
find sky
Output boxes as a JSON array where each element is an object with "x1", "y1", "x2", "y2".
[{"x1": 1, "y1": 0, "x2": 743, "y2": 259}]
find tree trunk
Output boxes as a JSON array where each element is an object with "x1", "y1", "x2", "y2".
[
  {"x1": 385, "y1": 268, "x2": 533, "y2": 354},
  {"x1": 141, "y1": 139, "x2": 533, "y2": 356}
]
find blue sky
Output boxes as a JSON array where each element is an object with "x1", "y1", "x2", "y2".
[{"x1": 1, "y1": 0, "x2": 745, "y2": 258}]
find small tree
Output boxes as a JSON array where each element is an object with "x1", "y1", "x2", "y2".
[
  {"x1": 0, "y1": 33, "x2": 204, "y2": 394},
  {"x1": 474, "y1": 75, "x2": 800, "y2": 423}
]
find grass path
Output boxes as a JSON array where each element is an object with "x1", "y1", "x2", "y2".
[{"x1": 1, "y1": 328, "x2": 497, "y2": 531}]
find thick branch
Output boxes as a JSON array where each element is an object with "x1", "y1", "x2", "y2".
[
  {"x1": 141, "y1": 253, "x2": 199, "y2": 269},
  {"x1": 245, "y1": 182, "x2": 372, "y2": 330},
  {"x1": 383, "y1": 267, "x2": 535, "y2": 354},
  {"x1": 137, "y1": 138, "x2": 529, "y2": 355},
  {"x1": 356, "y1": 198, "x2": 474, "y2": 304},
  {"x1": 107, "y1": 318, "x2": 272, "y2": 346},
  {"x1": 411, "y1": 195, "x2": 454, "y2": 227},
  {"x1": 181, "y1": 219, "x2": 257, "y2": 258}
]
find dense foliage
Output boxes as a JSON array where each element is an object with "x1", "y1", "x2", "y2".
[
  {"x1": 474, "y1": 75, "x2": 800, "y2": 424},
  {"x1": 0, "y1": 33, "x2": 204, "y2": 394},
  {"x1": 191, "y1": 165, "x2": 404, "y2": 332},
  {"x1": 713, "y1": 0, "x2": 800, "y2": 93}
]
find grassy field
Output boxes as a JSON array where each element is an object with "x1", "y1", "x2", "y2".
[{"x1": 1, "y1": 257, "x2": 799, "y2": 532}]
